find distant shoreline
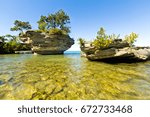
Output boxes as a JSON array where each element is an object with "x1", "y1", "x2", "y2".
[
  {"x1": 0, "y1": 50, "x2": 81, "y2": 55},
  {"x1": 64, "y1": 51, "x2": 80, "y2": 53}
]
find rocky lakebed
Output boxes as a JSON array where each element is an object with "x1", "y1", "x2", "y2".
[{"x1": 0, "y1": 53, "x2": 150, "y2": 100}]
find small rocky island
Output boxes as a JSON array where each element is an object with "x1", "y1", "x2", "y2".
[
  {"x1": 22, "y1": 10, "x2": 74, "y2": 55},
  {"x1": 0, "y1": 10, "x2": 74, "y2": 55},
  {"x1": 80, "y1": 28, "x2": 150, "y2": 62},
  {"x1": 21, "y1": 30, "x2": 74, "y2": 55}
]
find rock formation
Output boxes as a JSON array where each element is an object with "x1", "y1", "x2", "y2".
[
  {"x1": 81, "y1": 39, "x2": 150, "y2": 62},
  {"x1": 21, "y1": 30, "x2": 74, "y2": 55}
]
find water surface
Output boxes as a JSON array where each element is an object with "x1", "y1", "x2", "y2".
[{"x1": 0, "y1": 52, "x2": 150, "y2": 100}]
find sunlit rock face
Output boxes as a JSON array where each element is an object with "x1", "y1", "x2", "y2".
[
  {"x1": 22, "y1": 31, "x2": 74, "y2": 55},
  {"x1": 81, "y1": 39, "x2": 150, "y2": 62}
]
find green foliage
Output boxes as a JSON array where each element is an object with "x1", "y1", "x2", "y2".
[
  {"x1": 10, "y1": 20, "x2": 32, "y2": 34},
  {"x1": 109, "y1": 34, "x2": 120, "y2": 40},
  {"x1": 92, "y1": 38, "x2": 113, "y2": 49},
  {"x1": 48, "y1": 28, "x2": 67, "y2": 35},
  {"x1": 35, "y1": 30, "x2": 43, "y2": 33},
  {"x1": 0, "y1": 34, "x2": 31, "y2": 54},
  {"x1": 37, "y1": 9, "x2": 70, "y2": 34},
  {"x1": 5, "y1": 34, "x2": 18, "y2": 41},
  {"x1": 78, "y1": 38, "x2": 85, "y2": 46},
  {"x1": 124, "y1": 32, "x2": 138, "y2": 45},
  {"x1": 1, "y1": 41, "x2": 30, "y2": 54},
  {"x1": 0, "y1": 42, "x2": 5, "y2": 54},
  {"x1": 92, "y1": 28, "x2": 138, "y2": 49},
  {"x1": 55, "y1": 9, "x2": 70, "y2": 32},
  {"x1": 92, "y1": 27, "x2": 119, "y2": 49},
  {"x1": 37, "y1": 16, "x2": 47, "y2": 31},
  {"x1": 96, "y1": 27, "x2": 105, "y2": 39},
  {"x1": 0, "y1": 36, "x2": 5, "y2": 42}
]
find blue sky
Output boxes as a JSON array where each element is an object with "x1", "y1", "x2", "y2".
[{"x1": 0, "y1": 0, "x2": 150, "y2": 50}]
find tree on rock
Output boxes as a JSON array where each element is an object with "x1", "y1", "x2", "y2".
[
  {"x1": 37, "y1": 16, "x2": 47, "y2": 31},
  {"x1": 37, "y1": 9, "x2": 70, "y2": 34},
  {"x1": 10, "y1": 20, "x2": 32, "y2": 34},
  {"x1": 55, "y1": 9, "x2": 70, "y2": 33}
]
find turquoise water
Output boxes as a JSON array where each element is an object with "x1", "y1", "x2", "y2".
[{"x1": 0, "y1": 52, "x2": 150, "y2": 100}]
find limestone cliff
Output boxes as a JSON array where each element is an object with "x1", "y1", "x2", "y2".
[{"x1": 22, "y1": 30, "x2": 74, "y2": 54}]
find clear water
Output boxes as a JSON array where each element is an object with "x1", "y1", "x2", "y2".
[{"x1": 0, "y1": 52, "x2": 150, "y2": 100}]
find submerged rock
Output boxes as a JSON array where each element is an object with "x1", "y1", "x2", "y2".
[
  {"x1": 81, "y1": 39, "x2": 150, "y2": 62},
  {"x1": 22, "y1": 30, "x2": 74, "y2": 55}
]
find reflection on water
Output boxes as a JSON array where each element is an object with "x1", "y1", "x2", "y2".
[{"x1": 0, "y1": 53, "x2": 150, "y2": 100}]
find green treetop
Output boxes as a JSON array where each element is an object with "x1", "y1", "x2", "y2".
[
  {"x1": 37, "y1": 15, "x2": 47, "y2": 31},
  {"x1": 83, "y1": 27, "x2": 138, "y2": 49},
  {"x1": 96, "y1": 27, "x2": 106, "y2": 38},
  {"x1": 37, "y1": 9, "x2": 70, "y2": 34},
  {"x1": 124, "y1": 32, "x2": 138, "y2": 45},
  {"x1": 10, "y1": 20, "x2": 32, "y2": 34}
]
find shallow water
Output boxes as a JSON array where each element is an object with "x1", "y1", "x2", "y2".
[{"x1": 0, "y1": 52, "x2": 150, "y2": 100}]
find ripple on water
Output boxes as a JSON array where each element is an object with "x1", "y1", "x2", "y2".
[{"x1": 0, "y1": 54, "x2": 150, "y2": 99}]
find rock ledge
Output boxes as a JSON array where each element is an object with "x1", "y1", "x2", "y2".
[
  {"x1": 22, "y1": 30, "x2": 74, "y2": 55},
  {"x1": 81, "y1": 39, "x2": 150, "y2": 62}
]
